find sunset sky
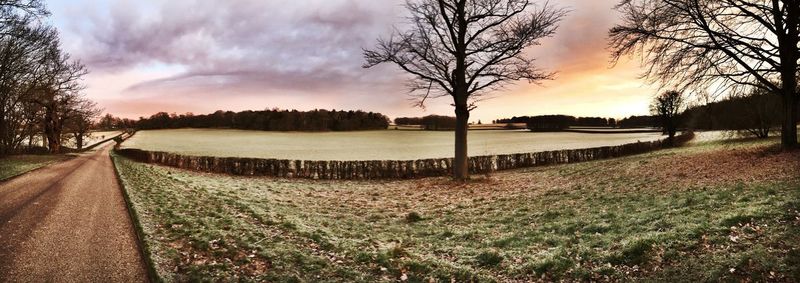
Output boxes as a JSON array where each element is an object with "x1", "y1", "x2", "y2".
[{"x1": 47, "y1": 0, "x2": 659, "y2": 123}]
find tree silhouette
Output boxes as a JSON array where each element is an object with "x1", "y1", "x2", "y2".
[
  {"x1": 609, "y1": 0, "x2": 800, "y2": 150},
  {"x1": 29, "y1": 39, "x2": 88, "y2": 153},
  {"x1": 64, "y1": 99, "x2": 101, "y2": 150},
  {"x1": 364, "y1": 0, "x2": 566, "y2": 180},
  {"x1": 0, "y1": 1, "x2": 90, "y2": 155},
  {"x1": 651, "y1": 91, "x2": 685, "y2": 146}
]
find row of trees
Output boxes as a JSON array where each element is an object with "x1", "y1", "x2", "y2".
[
  {"x1": 496, "y1": 115, "x2": 620, "y2": 130},
  {"x1": 493, "y1": 88, "x2": 795, "y2": 141},
  {"x1": 662, "y1": 88, "x2": 800, "y2": 138},
  {"x1": 96, "y1": 113, "x2": 137, "y2": 131},
  {"x1": 0, "y1": 1, "x2": 98, "y2": 154},
  {"x1": 394, "y1": 115, "x2": 458, "y2": 130},
  {"x1": 684, "y1": 90, "x2": 784, "y2": 138},
  {"x1": 135, "y1": 109, "x2": 390, "y2": 132}
]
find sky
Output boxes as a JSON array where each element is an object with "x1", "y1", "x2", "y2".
[{"x1": 46, "y1": 0, "x2": 659, "y2": 122}]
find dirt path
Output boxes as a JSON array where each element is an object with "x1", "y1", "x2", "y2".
[{"x1": 0, "y1": 143, "x2": 148, "y2": 282}]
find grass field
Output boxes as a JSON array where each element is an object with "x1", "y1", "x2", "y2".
[
  {"x1": 113, "y1": 137, "x2": 800, "y2": 282},
  {"x1": 122, "y1": 129, "x2": 663, "y2": 161},
  {"x1": 65, "y1": 130, "x2": 123, "y2": 148},
  {"x1": 0, "y1": 155, "x2": 72, "y2": 181},
  {"x1": 24, "y1": 130, "x2": 123, "y2": 149}
]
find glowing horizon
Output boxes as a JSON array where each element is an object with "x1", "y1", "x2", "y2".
[{"x1": 48, "y1": 0, "x2": 660, "y2": 123}]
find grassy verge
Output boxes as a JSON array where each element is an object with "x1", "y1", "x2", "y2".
[
  {"x1": 0, "y1": 154, "x2": 71, "y2": 181},
  {"x1": 112, "y1": 138, "x2": 800, "y2": 282},
  {"x1": 110, "y1": 151, "x2": 161, "y2": 282}
]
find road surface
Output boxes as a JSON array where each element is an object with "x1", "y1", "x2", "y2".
[{"x1": 0, "y1": 143, "x2": 148, "y2": 282}]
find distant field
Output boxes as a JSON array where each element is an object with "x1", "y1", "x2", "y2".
[
  {"x1": 64, "y1": 130, "x2": 122, "y2": 148},
  {"x1": 113, "y1": 137, "x2": 800, "y2": 281},
  {"x1": 25, "y1": 130, "x2": 122, "y2": 149},
  {"x1": 122, "y1": 129, "x2": 663, "y2": 160},
  {"x1": 565, "y1": 127, "x2": 661, "y2": 133},
  {"x1": 388, "y1": 123, "x2": 527, "y2": 130}
]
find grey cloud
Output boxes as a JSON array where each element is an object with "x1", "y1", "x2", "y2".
[
  {"x1": 54, "y1": 0, "x2": 627, "y2": 120},
  {"x1": 63, "y1": 0, "x2": 405, "y2": 95}
]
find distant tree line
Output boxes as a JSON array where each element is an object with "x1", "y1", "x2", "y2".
[
  {"x1": 0, "y1": 1, "x2": 100, "y2": 155},
  {"x1": 135, "y1": 109, "x2": 390, "y2": 132},
  {"x1": 491, "y1": 88, "x2": 799, "y2": 137},
  {"x1": 495, "y1": 116, "x2": 618, "y2": 127},
  {"x1": 394, "y1": 115, "x2": 457, "y2": 131},
  {"x1": 617, "y1": 116, "x2": 658, "y2": 128},
  {"x1": 682, "y1": 89, "x2": 799, "y2": 138},
  {"x1": 493, "y1": 115, "x2": 622, "y2": 131},
  {"x1": 96, "y1": 114, "x2": 137, "y2": 131}
]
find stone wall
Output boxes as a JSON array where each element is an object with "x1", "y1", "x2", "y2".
[{"x1": 116, "y1": 132, "x2": 694, "y2": 180}]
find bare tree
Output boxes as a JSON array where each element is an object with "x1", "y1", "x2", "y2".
[
  {"x1": 64, "y1": 99, "x2": 100, "y2": 150},
  {"x1": 609, "y1": 0, "x2": 800, "y2": 150},
  {"x1": 0, "y1": 1, "x2": 47, "y2": 39},
  {"x1": 364, "y1": 0, "x2": 566, "y2": 180},
  {"x1": 0, "y1": 0, "x2": 92, "y2": 155},
  {"x1": 0, "y1": 14, "x2": 54, "y2": 154},
  {"x1": 28, "y1": 37, "x2": 88, "y2": 153},
  {"x1": 651, "y1": 90, "x2": 685, "y2": 145}
]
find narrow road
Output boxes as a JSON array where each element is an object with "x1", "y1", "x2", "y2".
[{"x1": 0, "y1": 143, "x2": 148, "y2": 282}]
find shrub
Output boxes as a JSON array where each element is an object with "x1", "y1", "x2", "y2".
[
  {"x1": 475, "y1": 251, "x2": 504, "y2": 267},
  {"x1": 405, "y1": 212, "x2": 423, "y2": 223},
  {"x1": 609, "y1": 239, "x2": 655, "y2": 266}
]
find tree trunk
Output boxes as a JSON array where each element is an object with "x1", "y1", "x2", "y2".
[
  {"x1": 782, "y1": 93, "x2": 798, "y2": 149},
  {"x1": 665, "y1": 116, "x2": 676, "y2": 146},
  {"x1": 778, "y1": 2, "x2": 799, "y2": 150},
  {"x1": 43, "y1": 106, "x2": 60, "y2": 153},
  {"x1": 453, "y1": 104, "x2": 470, "y2": 180},
  {"x1": 667, "y1": 127, "x2": 676, "y2": 147},
  {"x1": 75, "y1": 133, "x2": 83, "y2": 150},
  {"x1": 45, "y1": 130, "x2": 60, "y2": 153}
]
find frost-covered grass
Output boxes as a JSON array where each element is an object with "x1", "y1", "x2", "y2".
[
  {"x1": 23, "y1": 130, "x2": 122, "y2": 149},
  {"x1": 112, "y1": 138, "x2": 800, "y2": 282},
  {"x1": 121, "y1": 128, "x2": 663, "y2": 161},
  {"x1": 0, "y1": 154, "x2": 71, "y2": 180}
]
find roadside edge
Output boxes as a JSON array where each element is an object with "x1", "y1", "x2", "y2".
[{"x1": 110, "y1": 150, "x2": 161, "y2": 283}]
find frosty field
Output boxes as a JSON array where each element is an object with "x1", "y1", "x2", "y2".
[
  {"x1": 121, "y1": 128, "x2": 664, "y2": 160},
  {"x1": 112, "y1": 136, "x2": 800, "y2": 281},
  {"x1": 66, "y1": 130, "x2": 122, "y2": 148}
]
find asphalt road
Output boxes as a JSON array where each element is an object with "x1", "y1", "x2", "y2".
[{"x1": 0, "y1": 143, "x2": 148, "y2": 282}]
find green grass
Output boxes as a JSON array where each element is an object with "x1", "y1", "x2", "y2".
[
  {"x1": 112, "y1": 137, "x2": 800, "y2": 282},
  {"x1": 0, "y1": 154, "x2": 71, "y2": 180}
]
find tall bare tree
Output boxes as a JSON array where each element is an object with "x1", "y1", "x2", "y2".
[
  {"x1": 25, "y1": 34, "x2": 88, "y2": 153},
  {"x1": 364, "y1": 0, "x2": 566, "y2": 180},
  {"x1": 609, "y1": 0, "x2": 800, "y2": 150},
  {"x1": 0, "y1": 14, "x2": 54, "y2": 154}
]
